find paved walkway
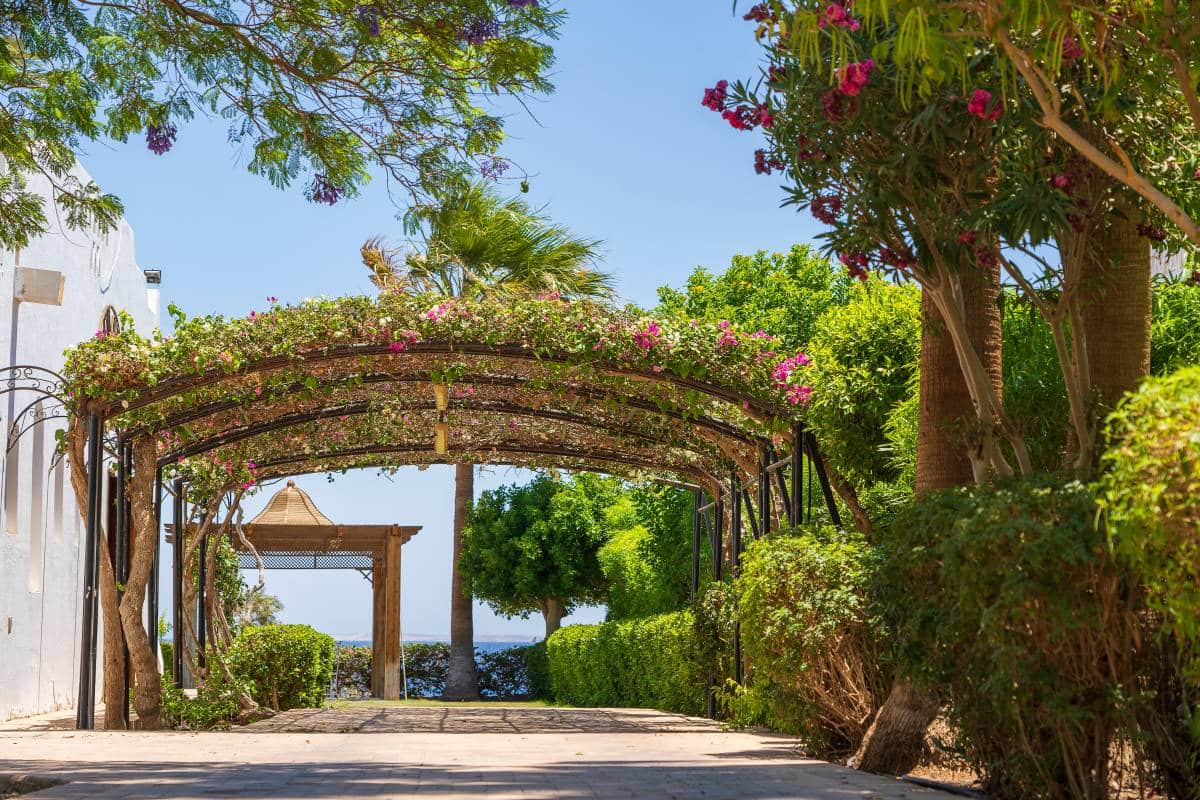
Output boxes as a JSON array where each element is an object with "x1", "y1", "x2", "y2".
[{"x1": 0, "y1": 706, "x2": 957, "y2": 799}]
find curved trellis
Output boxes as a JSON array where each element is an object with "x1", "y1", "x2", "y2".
[{"x1": 60, "y1": 294, "x2": 837, "y2": 729}]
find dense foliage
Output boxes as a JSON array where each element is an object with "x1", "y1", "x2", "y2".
[
  {"x1": 461, "y1": 473, "x2": 618, "y2": 631},
  {"x1": 599, "y1": 486, "x2": 699, "y2": 621},
  {"x1": 226, "y1": 625, "x2": 335, "y2": 711},
  {"x1": 1102, "y1": 367, "x2": 1200, "y2": 692},
  {"x1": 732, "y1": 526, "x2": 887, "y2": 758},
  {"x1": 879, "y1": 478, "x2": 1141, "y2": 798},
  {"x1": 1150, "y1": 280, "x2": 1200, "y2": 376},
  {"x1": 656, "y1": 245, "x2": 849, "y2": 349},
  {"x1": 545, "y1": 612, "x2": 703, "y2": 715},
  {"x1": 0, "y1": 0, "x2": 562, "y2": 250}
]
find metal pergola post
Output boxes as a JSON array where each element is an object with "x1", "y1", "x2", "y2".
[
  {"x1": 730, "y1": 471, "x2": 743, "y2": 686},
  {"x1": 690, "y1": 489, "x2": 702, "y2": 598},
  {"x1": 75, "y1": 412, "x2": 103, "y2": 730},
  {"x1": 172, "y1": 479, "x2": 185, "y2": 688},
  {"x1": 806, "y1": 431, "x2": 843, "y2": 529},
  {"x1": 791, "y1": 424, "x2": 804, "y2": 526},
  {"x1": 711, "y1": 494, "x2": 724, "y2": 582},
  {"x1": 759, "y1": 448, "x2": 771, "y2": 537}
]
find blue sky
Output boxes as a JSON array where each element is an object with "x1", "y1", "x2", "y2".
[{"x1": 81, "y1": 1, "x2": 825, "y2": 640}]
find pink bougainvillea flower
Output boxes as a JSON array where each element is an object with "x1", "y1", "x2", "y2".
[
  {"x1": 633, "y1": 320, "x2": 662, "y2": 352},
  {"x1": 786, "y1": 384, "x2": 813, "y2": 405},
  {"x1": 716, "y1": 329, "x2": 739, "y2": 351},
  {"x1": 771, "y1": 353, "x2": 812, "y2": 387},
  {"x1": 424, "y1": 302, "x2": 452, "y2": 322},
  {"x1": 967, "y1": 89, "x2": 1003, "y2": 121}
]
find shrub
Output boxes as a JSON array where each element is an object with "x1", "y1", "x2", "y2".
[
  {"x1": 226, "y1": 624, "x2": 334, "y2": 711},
  {"x1": 1150, "y1": 279, "x2": 1200, "y2": 375},
  {"x1": 1102, "y1": 366, "x2": 1200, "y2": 679},
  {"x1": 159, "y1": 672, "x2": 243, "y2": 730},
  {"x1": 331, "y1": 645, "x2": 373, "y2": 697},
  {"x1": 546, "y1": 611, "x2": 702, "y2": 715},
  {"x1": 522, "y1": 641, "x2": 551, "y2": 699},
  {"x1": 731, "y1": 526, "x2": 887, "y2": 758},
  {"x1": 160, "y1": 641, "x2": 174, "y2": 682},
  {"x1": 881, "y1": 477, "x2": 1142, "y2": 799}
]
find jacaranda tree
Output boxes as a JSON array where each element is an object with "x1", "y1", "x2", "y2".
[{"x1": 0, "y1": 0, "x2": 561, "y2": 249}]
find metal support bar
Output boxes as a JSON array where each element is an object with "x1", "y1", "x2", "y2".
[
  {"x1": 172, "y1": 480, "x2": 184, "y2": 687},
  {"x1": 791, "y1": 425, "x2": 803, "y2": 526},
  {"x1": 740, "y1": 489, "x2": 759, "y2": 540},
  {"x1": 769, "y1": 446, "x2": 792, "y2": 525},
  {"x1": 730, "y1": 472, "x2": 743, "y2": 685},
  {"x1": 759, "y1": 447, "x2": 771, "y2": 537},
  {"x1": 806, "y1": 432, "x2": 842, "y2": 529},
  {"x1": 75, "y1": 413, "x2": 103, "y2": 730},
  {"x1": 711, "y1": 496, "x2": 723, "y2": 582},
  {"x1": 690, "y1": 489, "x2": 701, "y2": 598}
]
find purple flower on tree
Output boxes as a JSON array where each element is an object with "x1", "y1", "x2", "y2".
[
  {"x1": 308, "y1": 174, "x2": 341, "y2": 205},
  {"x1": 146, "y1": 123, "x2": 177, "y2": 155},
  {"x1": 461, "y1": 17, "x2": 500, "y2": 45}
]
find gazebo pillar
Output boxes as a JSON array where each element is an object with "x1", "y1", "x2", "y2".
[
  {"x1": 370, "y1": 555, "x2": 385, "y2": 698},
  {"x1": 381, "y1": 528, "x2": 403, "y2": 700}
]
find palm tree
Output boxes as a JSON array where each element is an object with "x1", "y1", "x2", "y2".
[{"x1": 362, "y1": 181, "x2": 611, "y2": 699}]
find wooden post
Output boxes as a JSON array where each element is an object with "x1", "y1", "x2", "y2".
[
  {"x1": 382, "y1": 529, "x2": 403, "y2": 700},
  {"x1": 370, "y1": 556, "x2": 385, "y2": 698}
]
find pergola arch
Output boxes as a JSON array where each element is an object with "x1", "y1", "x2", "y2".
[{"x1": 60, "y1": 294, "x2": 829, "y2": 730}]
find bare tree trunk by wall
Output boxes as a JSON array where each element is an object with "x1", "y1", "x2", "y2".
[
  {"x1": 854, "y1": 262, "x2": 1002, "y2": 775},
  {"x1": 443, "y1": 462, "x2": 478, "y2": 699},
  {"x1": 538, "y1": 598, "x2": 565, "y2": 639},
  {"x1": 120, "y1": 440, "x2": 162, "y2": 729},
  {"x1": 97, "y1": 535, "x2": 127, "y2": 730},
  {"x1": 1081, "y1": 207, "x2": 1151, "y2": 410}
]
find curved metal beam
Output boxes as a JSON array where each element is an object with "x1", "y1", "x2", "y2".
[
  {"x1": 157, "y1": 399, "x2": 730, "y2": 469},
  {"x1": 112, "y1": 342, "x2": 780, "y2": 419}
]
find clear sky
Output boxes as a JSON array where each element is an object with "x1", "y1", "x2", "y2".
[{"x1": 80, "y1": 1, "x2": 825, "y2": 641}]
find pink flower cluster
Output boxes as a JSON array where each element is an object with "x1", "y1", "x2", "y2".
[
  {"x1": 1137, "y1": 223, "x2": 1168, "y2": 242},
  {"x1": 772, "y1": 352, "x2": 811, "y2": 385},
  {"x1": 967, "y1": 89, "x2": 1003, "y2": 121},
  {"x1": 786, "y1": 385, "x2": 813, "y2": 405},
  {"x1": 743, "y1": 3, "x2": 775, "y2": 23},
  {"x1": 633, "y1": 320, "x2": 662, "y2": 352},
  {"x1": 839, "y1": 252, "x2": 870, "y2": 282},
  {"x1": 1062, "y1": 35, "x2": 1084, "y2": 61},
  {"x1": 810, "y1": 194, "x2": 842, "y2": 224},
  {"x1": 701, "y1": 80, "x2": 728, "y2": 111},
  {"x1": 424, "y1": 302, "x2": 453, "y2": 322},
  {"x1": 838, "y1": 60, "x2": 874, "y2": 97},
  {"x1": 716, "y1": 321, "x2": 739, "y2": 351},
  {"x1": 754, "y1": 149, "x2": 785, "y2": 175},
  {"x1": 388, "y1": 329, "x2": 420, "y2": 352},
  {"x1": 821, "y1": 88, "x2": 857, "y2": 123},
  {"x1": 818, "y1": 3, "x2": 860, "y2": 31}
]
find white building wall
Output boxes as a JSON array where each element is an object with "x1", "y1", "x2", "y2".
[{"x1": 0, "y1": 163, "x2": 160, "y2": 722}]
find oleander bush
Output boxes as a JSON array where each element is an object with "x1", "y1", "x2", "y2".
[
  {"x1": 730, "y1": 526, "x2": 888, "y2": 758},
  {"x1": 880, "y1": 477, "x2": 1142, "y2": 799},
  {"x1": 226, "y1": 624, "x2": 335, "y2": 711},
  {"x1": 546, "y1": 611, "x2": 703, "y2": 715}
]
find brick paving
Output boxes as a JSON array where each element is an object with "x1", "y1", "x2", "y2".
[{"x1": 0, "y1": 706, "x2": 957, "y2": 799}]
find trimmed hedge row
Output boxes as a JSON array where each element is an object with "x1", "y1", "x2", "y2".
[
  {"x1": 545, "y1": 611, "x2": 702, "y2": 715},
  {"x1": 228, "y1": 624, "x2": 335, "y2": 711}
]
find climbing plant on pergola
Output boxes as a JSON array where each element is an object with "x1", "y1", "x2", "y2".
[{"x1": 61, "y1": 293, "x2": 836, "y2": 729}]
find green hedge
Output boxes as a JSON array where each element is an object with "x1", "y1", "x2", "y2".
[
  {"x1": 227, "y1": 624, "x2": 334, "y2": 711},
  {"x1": 546, "y1": 611, "x2": 702, "y2": 715}
]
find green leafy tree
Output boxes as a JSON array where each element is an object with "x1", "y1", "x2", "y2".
[
  {"x1": 234, "y1": 591, "x2": 284, "y2": 629},
  {"x1": 599, "y1": 486, "x2": 699, "y2": 620},
  {"x1": 360, "y1": 181, "x2": 611, "y2": 698},
  {"x1": 656, "y1": 245, "x2": 849, "y2": 350},
  {"x1": 461, "y1": 473, "x2": 618, "y2": 638},
  {"x1": 0, "y1": 0, "x2": 562, "y2": 249}
]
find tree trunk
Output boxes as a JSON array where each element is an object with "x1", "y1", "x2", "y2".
[
  {"x1": 854, "y1": 262, "x2": 1002, "y2": 775},
  {"x1": 119, "y1": 439, "x2": 162, "y2": 729},
  {"x1": 97, "y1": 536, "x2": 127, "y2": 730},
  {"x1": 539, "y1": 598, "x2": 565, "y2": 639},
  {"x1": 1080, "y1": 207, "x2": 1151, "y2": 410},
  {"x1": 443, "y1": 462, "x2": 479, "y2": 699}
]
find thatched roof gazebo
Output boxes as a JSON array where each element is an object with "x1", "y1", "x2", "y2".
[{"x1": 189, "y1": 480, "x2": 420, "y2": 699}]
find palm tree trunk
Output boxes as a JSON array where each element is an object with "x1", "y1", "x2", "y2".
[
  {"x1": 443, "y1": 462, "x2": 479, "y2": 699},
  {"x1": 854, "y1": 260, "x2": 1002, "y2": 775},
  {"x1": 1081, "y1": 207, "x2": 1151, "y2": 410}
]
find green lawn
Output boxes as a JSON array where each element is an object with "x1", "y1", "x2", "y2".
[{"x1": 329, "y1": 698, "x2": 561, "y2": 709}]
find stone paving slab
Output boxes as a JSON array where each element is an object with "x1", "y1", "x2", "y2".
[{"x1": 0, "y1": 707, "x2": 958, "y2": 799}]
